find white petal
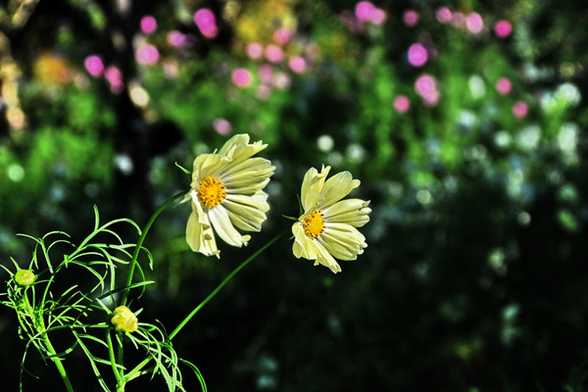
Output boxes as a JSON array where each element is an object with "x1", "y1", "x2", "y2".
[
  {"x1": 218, "y1": 134, "x2": 268, "y2": 163},
  {"x1": 292, "y1": 222, "x2": 317, "y2": 260},
  {"x1": 208, "y1": 205, "x2": 251, "y2": 247},
  {"x1": 318, "y1": 171, "x2": 360, "y2": 208},
  {"x1": 301, "y1": 165, "x2": 330, "y2": 211},
  {"x1": 312, "y1": 240, "x2": 342, "y2": 273},
  {"x1": 186, "y1": 202, "x2": 219, "y2": 258},
  {"x1": 323, "y1": 199, "x2": 371, "y2": 227}
]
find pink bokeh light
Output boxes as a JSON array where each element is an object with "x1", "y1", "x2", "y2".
[
  {"x1": 393, "y1": 95, "x2": 411, "y2": 113},
  {"x1": 84, "y1": 54, "x2": 104, "y2": 78},
  {"x1": 167, "y1": 31, "x2": 188, "y2": 48},
  {"x1": 415, "y1": 74, "x2": 440, "y2": 106},
  {"x1": 465, "y1": 12, "x2": 484, "y2": 34},
  {"x1": 231, "y1": 68, "x2": 252, "y2": 88},
  {"x1": 288, "y1": 56, "x2": 307, "y2": 74},
  {"x1": 213, "y1": 118, "x2": 233, "y2": 135},
  {"x1": 265, "y1": 44, "x2": 284, "y2": 63},
  {"x1": 273, "y1": 28, "x2": 293, "y2": 46},
  {"x1": 135, "y1": 44, "x2": 160, "y2": 66},
  {"x1": 403, "y1": 10, "x2": 420, "y2": 27},
  {"x1": 194, "y1": 8, "x2": 218, "y2": 39},
  {"x1": 246, "y1": 42, "x2": 264, "y2": 60},
  {"x1": 436, "y1": 7, "x2": 453, "y2": 23},
  {"x1": 495, "y1": 77, "x2": 512, "y2": 95},
  {"x1": 258, "y1": 64, "x2": 273, "y2": 84},
  {"x1": 494, "y1": 19, "x2": 512, "y2": 38},
  {"x1": 105, "y1": 65, "x2": 124, "y2": 94},
  {"x1": 355, "y1": 1, "x2": 376, "y2": 23},
  {"x1": 140, "y1": 15, "x2": 157, "y2": 35},
  {"x1": 407, "y1": 43, "x2": 429, "y2": 67},
  {"x1": 512, "y1": 101, "x2": 528, "y2": 119}
]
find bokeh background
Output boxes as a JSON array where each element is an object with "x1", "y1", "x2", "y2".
[{"x1": 1, "y1": 0, "x2": 588, "y2": 390}]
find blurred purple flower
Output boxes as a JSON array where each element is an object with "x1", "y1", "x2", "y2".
[
  {"x1": 370, "y1": 8, "x2": 387, "y2": 25},
  {"x1": 393, "y1": 95, "x2": 411, "y2": 113},
  {"x1": 403, "y1": 10, "x2": 420, "y2": 27},
  {"x1": 246, "y1": 42, "x2": 264, "y2": 60},
  {"x1": 494, "y1": 19, "x2": 512, "y2": 38},
  {"x1": 436, "y1": 6, "x2": 452, "y2": 23},
  {"x1": 167, "y1": 31, "x2": 188, "y2": 48},
  {"x1": 496, "y1": 78, "x2": 512, "y2": 95},
  {"x1": 415, "y1": 74, "x2": 440, "y2": 106},
  {"x1": 231, "y1": 68, "x2": 252, "y2": 88},
  {"x1": 135, "y1": 44, "x2": 160, "y2": 66},
  {"x1": 265, "y1": 44, "x2": 284, "y2": 63},
  {"x1": 194, "y1": 8, "x2": 218, "y2": 39},
  {"x1": 512, "y1": 101, "x2": 528, "y2": 119},
  {"x1": 213, "y1": 118, "x2": 232, "y2": 135},
  {"x1": 140, "y1": 15, "x2": 157, "y2": 35},
  {"x1": 84, "y1": 54, "x2": 104, "y2": 78},
  {"x1": 465, "y1": 12, "x2": 484, "y2": 34},
  {"x1": 407, "y1": 43, "x2": 428, "y2": 67},
  {"x1": 288, "y1": 56, "x2": 307, "y2": 74}
]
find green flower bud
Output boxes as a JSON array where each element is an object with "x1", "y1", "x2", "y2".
[
  {"x1": 111, "y1": 306, "x2": 138, "y2": 333},
  {"x1": 14, "y1": 269, "x2": 36, "y2": 287}
]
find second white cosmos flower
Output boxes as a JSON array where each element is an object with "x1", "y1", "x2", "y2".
[
  {"x1": 292, "y1": 165, "x2": 371, "y2": 273},
  {"x1": 186, "y1": 134, "x2": 275, "y2": 258}
]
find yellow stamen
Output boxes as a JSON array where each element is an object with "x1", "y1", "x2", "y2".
[
  {"x1": 197, "y1": 176, "x2": 226, "y2": 209},
  {"x1": 303, "y1": 211, "x2": 325, "y2": 238}
]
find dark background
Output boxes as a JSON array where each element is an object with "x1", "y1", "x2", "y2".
[{"x1": 1, "y1": 0, "x2": 588, "y2": 390}]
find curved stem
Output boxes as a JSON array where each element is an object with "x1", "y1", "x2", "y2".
[
  {"x1": 120, "y1": 192, "x2": 184, "y2": 306},
  {"x1": 169, "y1": 232, "x2": 284, "y2": 340},
  {"x1": 44, "y1": 334, "x2": 74, "y2": 392},
  {"x1": 124, "y1": 232, "x2": 284, "y2": 383}
]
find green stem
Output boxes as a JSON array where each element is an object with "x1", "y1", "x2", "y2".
[
  {"x1": 169, "y1": 232, "x2": 283, "y2": 340},
  {"x1": 120, "y1": 192, "x2": 184, "y2": 306},
  {"x1": 43, "y1": 334, "x2": 74, "y2": 392},
  {"x1": 123, "y1": 232, "x2": 284, "y2": 383}
]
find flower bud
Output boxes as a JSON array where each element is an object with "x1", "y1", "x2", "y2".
[
  {"x1": 111, "y1": 306, "x2": 138, "y2": 333},
  {"x1": 14, "y1": 269, "x2": 36, "y2": 286}
]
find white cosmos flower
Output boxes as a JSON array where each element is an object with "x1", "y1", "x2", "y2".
[
  {"x1": 186, "y1": 134, "x2": 275, "y2": 257},
  {"x1": 292, "y1": 165, "x2": 371, "y2": 273}
]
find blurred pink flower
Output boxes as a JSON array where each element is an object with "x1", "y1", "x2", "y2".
[
  {"x1": 246, "y1": 42, "x2": 264, "y2": 60},
  {"x1": 194, "y1": 8, "x2": 218, "y2": 39},
  {"x1": 370, "y1": 8, "x2": 387, "y2": 25},
  {"x1": 415, "y1": 74, "x2": 440, "y2": 106},
  {"x1": 265, "y1": 44, "x2": 284, "y2": 63},
  {"x1": 451, "y1": 12, "x2": 466, "y2": 28},
  {"x1": 494, "y1": 19, "x2": 512, "y2": 38},
  {"x1": 465, "y1": 12, "x2": 484, "y2": 34},
  {"x1": 167, "y1": 31, "x2": 188, "y2": 48},
  {"x1": 105, "y1": 65, "x2": 123, "y2": 93},
  {"x1": 135, "y1": 44, "x2": 160, "y2": 66},
  {"x1": 256, "y1": 84, "x2": 272, "y2": 100},
  {"x1": 231, "y1": 68, "x2": 252, "y2": 88},
  {"x1": 140, "y1": 15, "x2": 157, "y2": 35},
  {"x1": 258, "y1": 64, "x2": 273, "y2": 84},
  {"x1": 393, "y1": 95, "x2": 410, "y2": 113},
  {"x1": 288, "y1": 56, "x2": 307, "y2": 74},
  {"x1": 273, "y1": 28, "x2": 293, "y2": 45},
  {"x1": 403, "y1": 10, "x2": 420, "y2": 27},
  {"x1": 436, "y1": 7, "x2": 453, "y2": 23},
  {"x1": 355, "y1": 1, "x2": 376, "y2": 23},
  {"x1": 407, "y1": 43, "x2": 428, "y2": 67},
  {"x1": 84, "y1": 54, "x2": 104, "y2": 77},
  {"x1": 163, "y1": 61, "x2": 179, "y2": 79},
  {"x1": 495, "y1": 77, "x2": 512, "y2": 95},
  {"x1": 213, "y1": 118, "x2": 232, "y2": 135},
  {"x1": 512, "y1": 101, "x2": 528, "y2": 119},
  {"x1": 273, "y1": 71, "x2": 291, "y2": 90}
]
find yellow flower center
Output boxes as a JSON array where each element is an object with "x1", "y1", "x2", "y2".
[
  {"x1": 197, "y1": 176, "x2": 226, "y2": 209},
  {"x1": 303, "y1": 211, "x2": 325, "y2": 238}
]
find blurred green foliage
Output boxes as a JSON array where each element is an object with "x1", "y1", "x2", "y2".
[{"x1": 1, "y1": 0, "x2": 588, "y2": 390}]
